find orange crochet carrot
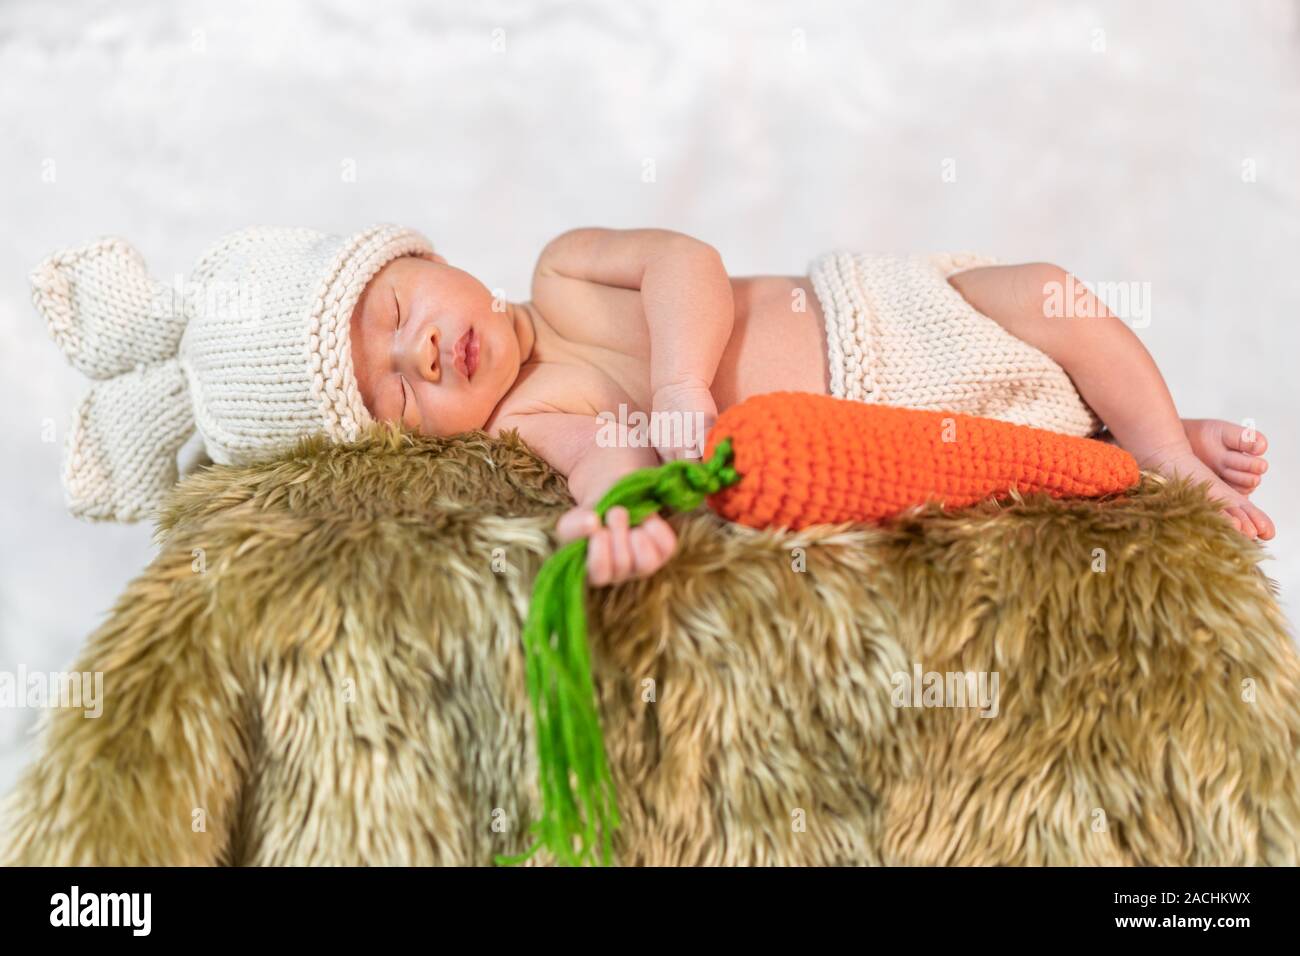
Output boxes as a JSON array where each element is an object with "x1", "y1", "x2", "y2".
[
  {"x1": 503, "y1": 392, "x2": 1139, "y2": 869},
  {"x1": 705, "y1": 391, "x2": 1139, "y2": 529}
]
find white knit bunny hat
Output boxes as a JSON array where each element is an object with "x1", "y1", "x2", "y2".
[{"x1": 31, "y1": 224, "x2": 436, "y2": 522}]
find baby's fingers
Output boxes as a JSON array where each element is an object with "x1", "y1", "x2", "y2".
[
  {"x1": 586, "y1": 508, "x2": 630, "y2": 585},
  {"x1": 556, "y1": 506, "x2": 599, "y2": 542},
  {"x1": 636, "y1": 514, "x2": 677, "y2": 565},
  {"x1": 602, "y1": 507, "x2": 634, "y2": 580},
  {"x1": 629, "y1": 526, "x2": 667, "y2": 576},
  {"x1": 587, "y1": 530, "x2": 611, "y2": 585},
  {"x1": 587, "y1": 511, "x2": 677, "y2": 585}
]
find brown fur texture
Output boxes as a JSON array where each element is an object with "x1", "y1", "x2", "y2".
[{"x1": 3, "y1": 424, "x2": 1298, "y2": 865}]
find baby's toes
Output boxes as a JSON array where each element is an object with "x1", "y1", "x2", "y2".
[
  {"x1": 1223, "y1": 505, "x2": 1259, "y2": 539},
  {"x1": 1221, "y1": 452, "x2": 1267, "y2": 495},
  {"x1": 1241, "y1": 500, "x2": 1275, "y2": 540},
  {"x1": 1223, "y1": 451, "x2": 1267, "y2": 475},
  {"x1": 1222, "y1": 469, "x2": 1262, "y2": 495},
  {"x1": 1223, "y1": 422, "x2": 1268, "y2": 456}
]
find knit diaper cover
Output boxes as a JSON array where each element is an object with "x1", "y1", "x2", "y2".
[{"x1": 807, "y1": 251, "x2": 1104, "y2": 438}]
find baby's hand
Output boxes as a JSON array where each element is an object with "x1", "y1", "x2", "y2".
[
  {"x1": 556, "y1": 506, "x2": 678, "y2": 586},
  {"x1": 650, "y1": 379, "x2": 717, "y2": 462}
]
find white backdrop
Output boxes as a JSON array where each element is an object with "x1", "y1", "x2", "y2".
[{"x1": 2, "y1": 0, "x2": 1298, "y2": 796}]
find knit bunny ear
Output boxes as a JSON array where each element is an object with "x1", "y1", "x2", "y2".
[
  {"x1": 33, "y1": 238, "x2": 197, "y2": 522},
  {"x1": 31, "y1": 237, "x2": 186, "y2": 380},
  {"x1": 62, "y1": 359, "x2": 196, "y2": 522}
]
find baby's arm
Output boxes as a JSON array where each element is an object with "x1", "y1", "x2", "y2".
[
  {"x1": 536, "y1": 228, "x2": 734, "y2": 457},
  {"x1": 948, "y1": 263, "x2": 1188, "y2": 465},
  {"x1": 497, "y1": 411, "x2": 678, "y2": 585}
]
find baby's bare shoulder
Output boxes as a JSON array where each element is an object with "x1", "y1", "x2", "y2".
[
  {"x1": 487, "y1": 401, "x2": 607, "y2": 480},
  {"x1": 486, "y1": 365, "x2": 593, "y2": 434}
]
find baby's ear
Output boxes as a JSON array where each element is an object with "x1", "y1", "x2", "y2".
[{"x1": 31, "y1": 237, "x2": 185, "y2": 380}]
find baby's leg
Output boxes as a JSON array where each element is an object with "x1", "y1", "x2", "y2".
[{"x1": 948, "y1": 264, "x2": 1274, "y2": 539}]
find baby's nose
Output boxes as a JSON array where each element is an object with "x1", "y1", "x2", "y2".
[{"x1": 406, "y1": 326, "x2": 441, "y2": 384}]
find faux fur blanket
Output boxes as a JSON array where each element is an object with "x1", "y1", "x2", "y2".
[{"x1": 3, "y1": 426, "x2": 1298, "y2": 865}]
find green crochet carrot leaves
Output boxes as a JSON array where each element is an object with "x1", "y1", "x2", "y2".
[
  {"x1": 495, "y1": 391, "x2": 1140, "y2": 866},
  {"x1": 495, "y1": 439, "x2": 738, "y2": 867}
]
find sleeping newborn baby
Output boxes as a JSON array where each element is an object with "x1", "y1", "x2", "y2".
[
  {"x1": 346, "y1": 227, "x2": 1274, "y2": 583},
  {"x1": 34, "y1": 225, "x2": 1273, "y2": 585}
]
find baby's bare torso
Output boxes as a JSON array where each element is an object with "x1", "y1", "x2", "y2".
[{"x1": 488, "y1": 275, "x2": 828, "y2": 428}]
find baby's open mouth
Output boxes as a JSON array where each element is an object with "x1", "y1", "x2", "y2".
[{"x1": 454, "y1": 328, "x2": 479, "y2": 380}]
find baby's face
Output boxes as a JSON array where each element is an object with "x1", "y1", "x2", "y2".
[{"x1": 349, "y1": 256, "x2": 520, "y2": 436}]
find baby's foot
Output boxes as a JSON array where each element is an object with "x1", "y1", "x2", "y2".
[
  {"x1": 1183, "y1": 418, "x2": 1269, "y2": 496},
  {"x1": 1139, "y1": 440, "x2": 1275, "y2": 540}
]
